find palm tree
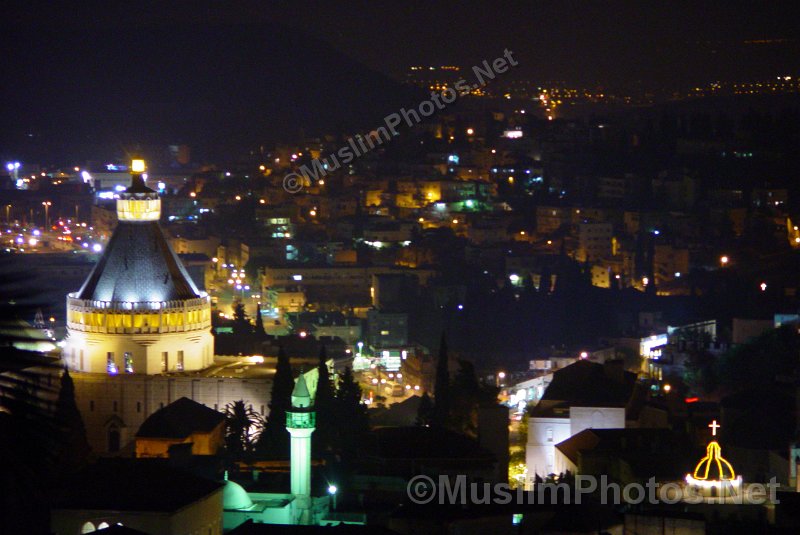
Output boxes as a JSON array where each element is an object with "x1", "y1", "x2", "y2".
[{"x1": 224, "y1": 400, "x2": 263, "y2": 455}]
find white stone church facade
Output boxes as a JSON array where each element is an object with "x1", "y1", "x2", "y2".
[{"x1": 62, "y1": 160, "x2": 269, "y2": 453}]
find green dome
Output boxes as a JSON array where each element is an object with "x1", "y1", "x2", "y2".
[{"x1": 222, "y1": 476, "x2": 253, "y2": 510}]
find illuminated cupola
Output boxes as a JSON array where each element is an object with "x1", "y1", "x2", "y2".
[
  {"x1": 116, "y1": 159, "x2": 161, "y2": 222},
  {"x1": 63, "y1": 159, "x2": 214, "y2": 375},
  {"x1": 685, "y1": 420, "x2": 742, "y2": 497}
]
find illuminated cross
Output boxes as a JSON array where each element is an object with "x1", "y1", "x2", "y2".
[{"x1": 708, "y1": 420, "x2": 721, "y2": 436}]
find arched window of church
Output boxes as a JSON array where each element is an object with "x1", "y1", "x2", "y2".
[
  {"x1": 80, "y1": 521, "x2": 96, "y2": 534},
  {"x1": 97, "y1": 522, "x2": 109, "y2": 530}
]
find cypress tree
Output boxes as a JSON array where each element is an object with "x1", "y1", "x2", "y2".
[
  {"x1": 254, "y1": 302, "x2": 266, "y2": 339},
  {"x1": 53, "y1": 367, "x2": 90, "y2": 476},
  {"x1": 259, "y1": 346, "x2": 294, "y2": 457},
  {"x1": 432, "y1": 332, "x2": 450, "y2": 428},
  {"x1": 232, "y1": 302, "x2": 252, "y2": 349},
  {"x1": 334, "y1": 366, "x2": 369, "y2": 460},
  {"x1": 415, "y1": 392, "x2": 434, "y2": 426},
  {"x1": 314, "y1": 345, "x2": 335, "y2": 455}
]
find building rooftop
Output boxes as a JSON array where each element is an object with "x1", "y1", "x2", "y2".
[
  {"x1": 365, "y1": 426, "x2": 495, "y2": 462},
  {"x1": 228, "y1": 520, "x2": 391, "y2": 534},
  {"x1": 95, "y1": 525, "x2": 150, "y2": 535},
  {"x1": 136, "y1": 397, "x2": 225, "y2": 439},
  {"x1": 556, "y1": 428, "x2": 692, "y2": 480},
  {"x1": 76, "y1": 221, "x2": 200, "y2": 302},
  {"x1": 532, "y1": 360, "x2": 636, "y2": 416},
  {"x1": 53, "y1": 459, "x2": 223, "y2": 512}
]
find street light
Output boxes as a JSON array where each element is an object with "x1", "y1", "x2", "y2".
[
  {"x1": 328, "y1": 484, "x2": 338, "y2": 511},
  {"x1": 497, "y1": 371, "x2": 506, "y2": 387},
  {"x1": 42, "y1": 201, "x2": 51, "y2": 228}
]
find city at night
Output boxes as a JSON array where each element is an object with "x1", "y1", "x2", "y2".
[{"x1": 2, "y1": 2, "x2": 800, "y2": 534}]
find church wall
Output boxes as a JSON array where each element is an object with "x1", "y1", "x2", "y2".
[
  {"x1": 569, "y1": 407, "x2": 625, "y2": 436},
  {"x1": 51, "y1": 487, "x2": 223, "y2": 535},
  {"x1": 526, "y1": 416, "x2": 570, "y2": 477},
  {"x1": 527, "y1": 407, "x2": 627, "y2": 478},
  {"x1": 64, "y1": 329, "x2": 214, "y2": 374},
  {"x1": 72, "y1": 373, "x2": 270, "y2": 454},
  {"x1": 136, "y1": 437, "x2": 191, "y2": 458},
  {"x1": 135, "y1": 425, "x2": 224, "y2": 457},
  {"x1": 169, "y1": 489, "x2": 224, "y2": 535}
]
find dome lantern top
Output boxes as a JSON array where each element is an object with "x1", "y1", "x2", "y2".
[{"x1": 117, "y1": 158, "x2": 161, "y2": 222}]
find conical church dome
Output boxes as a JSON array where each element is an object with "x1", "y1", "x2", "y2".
[
  {"x1": 76, "y1": 221, "x2": 200, "y2": 303},
  {"x1": 77, "y1": 159, "x2": 199, "y2": 303},
  {"x1": 64, "y1": 159, "x2": 214, "y2": 375}
]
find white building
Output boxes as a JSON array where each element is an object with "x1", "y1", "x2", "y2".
[{"x1": 526, "y1": 405, "x2": 625, "y2": 478}]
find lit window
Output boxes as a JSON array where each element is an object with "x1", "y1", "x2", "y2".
[
  {"x1": 124, "y1": 352, "x2": 134, "y2": 373},
  {"x1": 177, "y1": 351, "x2": 184, "y2": 371},
  {"x1": 161, "y1": 351, "x2": 168, "y2": 372},
  {"x1": 107, "y1": 352, "x2": 117, "y2": 374}
]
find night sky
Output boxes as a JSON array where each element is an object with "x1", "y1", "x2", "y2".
[
  {"x1": 9, "y1": 1, "x2": 800, "y2": 83},
  {"x1": 3, "y1": 1, "x2": 800, "y2": 159}
]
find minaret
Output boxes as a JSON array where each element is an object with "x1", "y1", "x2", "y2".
[{"x1": 286, "y1": 373, "x2": 315, "y2": 525}]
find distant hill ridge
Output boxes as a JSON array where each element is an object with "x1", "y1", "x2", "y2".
[{"x1": 2, "y1": 21, "x2": 424, "y2": 160}]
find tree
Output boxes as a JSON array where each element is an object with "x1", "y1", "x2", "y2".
[
  {"x1": 225, "y1": 400, "x2": 263, "y2": 455},
  {"x1": 539, "y1": 264, "x2": 552, "y2": 294},
  {"x1": 254, "y1": 302, "x2": 266, "y2": 339},
  {"x1": 450, "y1": 359, "x2": 499, "y2": 437},
  {"x1": 717, "y1": 325, "x2": 800, "y2": 391},
  {"x1": 415, "y1": 392, "x2": 434, "y2": 426},
  {"x1": 431, "y1": 332, "x2": 450, "y2": 427},
  {"x1": 334, "y1": 366, "x2": 369, "y2": 460},
  {"x1": 53, "y1": 367, "x2": 90, "y2": 475},
  {"x1": 258, "y1": 346, "x2": 293, "y2": 457},
  {"x1": 314, "y1": 345, "x2": 335, "y2": 455},
  {"x1": 232, "y1": 301, "x2": 251, "y2": 337},
  {"x1": 0, "y1": 265, "x2": 63, "y2": 534}
]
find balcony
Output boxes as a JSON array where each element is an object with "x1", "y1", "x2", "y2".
[{"x1": 66, "y1": 294, "x2": 211, "y2": 335}]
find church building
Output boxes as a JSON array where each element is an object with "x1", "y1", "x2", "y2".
[{"x1": 62, "y1": 160, "x2": 268, "y2": 453}]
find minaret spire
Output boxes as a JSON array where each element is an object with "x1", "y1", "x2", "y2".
[{"x1": 286, "y1": 371, "x2": 316, "y2": 525}]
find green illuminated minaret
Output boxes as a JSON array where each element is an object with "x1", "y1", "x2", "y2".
[{"x1": 286, "y1": 373, "x2": 315, "y2": 525}]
